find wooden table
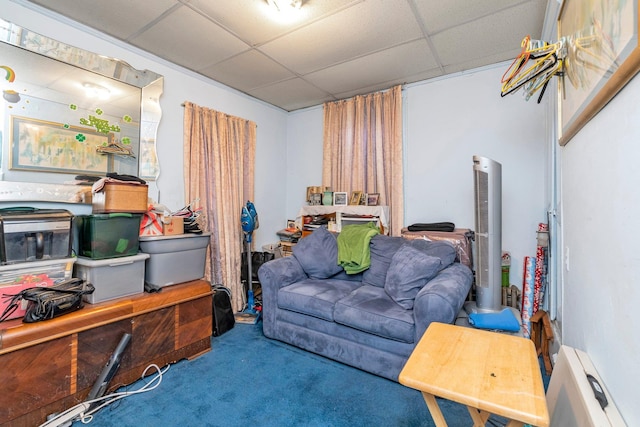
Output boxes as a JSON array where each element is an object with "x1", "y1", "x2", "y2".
[{"x1": 399, "y1": 322, "x2": 549, "y2": 427}]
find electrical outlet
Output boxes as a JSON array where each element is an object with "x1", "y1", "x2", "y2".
[{"x1": 565, "y1": 246, "x2": 570, "y2": 271}]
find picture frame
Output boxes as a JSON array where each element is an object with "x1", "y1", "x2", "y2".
[
  {"x1": 286, "y1": 219, "x2": 297, "y2": 230},
  {"x1": 366, "y1": 193, "x2": 380, "y2": 206},
  {"x1": 11, "y1": 116, "x2": 112, "y2": 174},
  {"x1": 310, "y1": 192, "x2": 322, "y2": 206},
  {"x1": 558, "y1": 0, "x2": 640, "y2": 145},
  {"x1": 349, "y1": 191, "x2": 363, "y2": 205},
  {"x1": 333, "y1": 191, "x2": 348, "y2": 206}
]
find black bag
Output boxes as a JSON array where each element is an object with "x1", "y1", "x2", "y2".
[
  {"x1": 0, "y1": 278, "x2": 95, "y2": 323},
  {"x1": 407, "y1": 222, "x2": 456, "y2": 232},
  {"x1": 212, "y1": 285, "x2": 235, "y2": 337}
]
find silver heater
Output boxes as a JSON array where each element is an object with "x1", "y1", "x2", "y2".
[{"x1": 473, "y1": 155, "x2": 502, "y2": 312}]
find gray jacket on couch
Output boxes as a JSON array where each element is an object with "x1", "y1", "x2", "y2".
[{"x1": 258, "y1": 226, "x2": 473, "y2": 381}]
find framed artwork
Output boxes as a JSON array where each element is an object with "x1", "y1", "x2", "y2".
[
  {"x1": 366, "y1": 193, "x2": 380, "y2": 206},
  {"x1": 333, "y1": 191, "x2": 348, "y2": 206},
  {"x1": 558, "y1": 0, "x2": 640, "y2": 145},
  {"x1": 11, "y1": 116, "x2": 111, "y2": 174},
  {"x1": 349, "y1": 191, "x2": 363, "y2": 205}
]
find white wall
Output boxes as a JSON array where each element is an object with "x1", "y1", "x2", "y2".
[
  {"x1": 559, "y1": 73, "x2": 640, "y2": 425},
  {"x1": 284, "y1": 106, "x2": 324, "y2": 222},
  {"x1": 1, "y1": 0, "x2": 289, "y2": 249},
  {"x1": 284, "y1": 66, "x2": 549, "y2": 286},
  {"x1": 404, "y1": 67, "x2": 548, "y2": 285}
]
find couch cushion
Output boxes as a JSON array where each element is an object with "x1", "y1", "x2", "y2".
[
  {"x1": 408, "y1": 239, "x2": 457, "y2": 266},
  {"x1": 292, "y1": 226, "x2": 343, "y2": 279},
  {"x1": 384, "y1": 245, "x2": 445, "y2": 310},
  {"x1": 278, "y1": 278, "x2": 362, "y2": 321},
  {"x1": 334, "y1": 285, "x2": 415, "y2": 343},
  {"x1": 361, "y1": 235, "x2": 406, "y2": 288}
]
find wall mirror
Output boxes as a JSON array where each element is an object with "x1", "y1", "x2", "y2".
[{"x1": 0, "y1": 18, "x2": 163, "y2": 203}]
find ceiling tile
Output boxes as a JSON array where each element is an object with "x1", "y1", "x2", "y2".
[
  {"x1": 431, "y1": 1, "x2": 545, "y2": 66},
  {"x1": 199, "y1": 50, "x2": 296, "y2": 92},
  {"x1": 19, "y1": 0, "x2": 548, "y2": 111},
  {"x1": 332, "y1": 68, "x2": 442, "y2": 101},
  {"x1": 129, "y1": 5, "x2": 250, "y2": 70},
  {"x1": 305, "y1": 39, "x2": 438, "y2": 94},
  {"x1": 188, "y1": 0, "x2": 360, "y2": 46},
  {"x1": 248, "y1": 78, "x2": 333, "y2": 111},
  {"x1": 415, "y1": 0, "x2": 536, "y2": 34},
  {"x1": 27, "y1": 0, "x2": 178, "y2": 40},
  {"x1": 260, "y1": 0, "x2": 424, "y2": 75}
]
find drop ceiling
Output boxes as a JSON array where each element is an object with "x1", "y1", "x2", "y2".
[{"x1": 21, "y1": 0, "x2": 548, "y2": 111}]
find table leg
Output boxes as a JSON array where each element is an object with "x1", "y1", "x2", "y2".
[
  {"x1": 421, "y1": 392, "x2": 448, "y2": 427},
  {"x1": 467, "y1": 406, "x2": 491, "y2": 426}
]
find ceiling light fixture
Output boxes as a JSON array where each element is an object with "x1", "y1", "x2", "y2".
[
  {"x1": 82, "y1": 82, "x2": 111, "y2": 100},
  {"x1": 267, "y1": 0, "x2": 302, "y2": 13}
]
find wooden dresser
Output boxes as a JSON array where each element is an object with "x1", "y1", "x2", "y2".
[{"x1": 0, "y1": 279, "x2": 213, "y2": 427}]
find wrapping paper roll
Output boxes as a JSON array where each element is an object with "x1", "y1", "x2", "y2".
[
  {"x1": 534, "y1": 223, "x2": 549, "y2": 312},
  {"x1": 533, "y1": 245, "x2": 544, "y2": 312},
  {"x1": 521, "y1": 256, "x2": 536, "y2": 339}
]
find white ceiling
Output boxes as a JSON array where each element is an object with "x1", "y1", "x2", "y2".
[{"x1": 24, "y1": 0, "x2": 548, "y2": 112}]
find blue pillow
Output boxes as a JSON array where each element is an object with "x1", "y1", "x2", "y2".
[
  {"x1": 361, "y1": 235, "x2": 406, "y2": 287},
  {"x1": 384, "y1": 244, "x2": 444, "y2": 310},
  {"x1": 292, "y1": 226, "x2": 343, "y2": 279},
  {"x1": 468, "y1": 308, "x2": 520, "y2": 332},
  {"x1": 408, "y1": 239, "x2": 456, "y2": 266}
]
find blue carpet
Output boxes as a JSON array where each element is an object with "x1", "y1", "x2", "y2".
[
  {"x1": 73, "y1": 323, "x2": 540, "y2": 427},
  {"x1": 73, "y1": 322, "x2": 548, "y2": 427}
]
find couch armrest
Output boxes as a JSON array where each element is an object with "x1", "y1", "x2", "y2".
[
  {"x1": 258, "y1": 256, "x2": 307, "y2": 337},
  {"x1": 413, "y1": 263, "x2": 473, "y2": 341}
]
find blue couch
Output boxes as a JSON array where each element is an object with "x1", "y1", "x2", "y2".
[{"x1": 258, "y1": 227, "x2": 473, "y2": 381}]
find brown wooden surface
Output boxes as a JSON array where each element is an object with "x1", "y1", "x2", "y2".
[
  {"x1": 0, "y1": 279, "x2": 212, "y2": 427},
  {"x1": 399, "y1": 322, "x2": 549, "y2": 427}
]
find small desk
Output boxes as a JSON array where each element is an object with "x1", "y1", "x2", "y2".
[{"x1": 399, "y1": 322, "x2": 549, "y2": 427}]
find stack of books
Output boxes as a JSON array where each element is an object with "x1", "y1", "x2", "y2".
[{"x1": 276, "y1": 226, "x2": 302, "y2": 257}]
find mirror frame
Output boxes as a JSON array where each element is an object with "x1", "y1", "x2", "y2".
[{"x1": 0, "y1": 18, "x2": 163, "y2": 203}]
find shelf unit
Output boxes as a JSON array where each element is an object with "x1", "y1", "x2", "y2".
[{"x1": 297, "y1": 205, "x2": 389, "y2": 236}]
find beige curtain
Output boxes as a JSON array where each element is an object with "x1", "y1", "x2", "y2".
[
  {"x1": 183, "y1": 102, "x2": 256, "y2": 312},
  {"x1": 322, "y1": 85, "x2": 403, "y2": 235}
]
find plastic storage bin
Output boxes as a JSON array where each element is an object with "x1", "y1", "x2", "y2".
[
  {"x1": 0, "y1": 257, "x2": 76, "y2": 320},
  {"x1": 76, "y1": 213, "x2": 142, "y2": 259},
  {"x1": 139, "y1": 233, "x2": 210, "y2": 287},
  {"x1": 73, "y1": 253, "x2": 149, "y2": 303}
]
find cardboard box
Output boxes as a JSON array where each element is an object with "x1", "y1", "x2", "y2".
[
  {"x1": 92, "y1": 182, "x2": 148, "y2": 213},
  {"x1": 139, "y1": 233, "x2": 210, "y2": 287},
  {"x1": 74, "y1": 253, "x2": 148, "y2": 303},
  {"x1": 0, "y1": 258, "x2": 76, "y2": 321},
  {"x1": 163, "y1": 217, "x2": 184, "y2": 236}
]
